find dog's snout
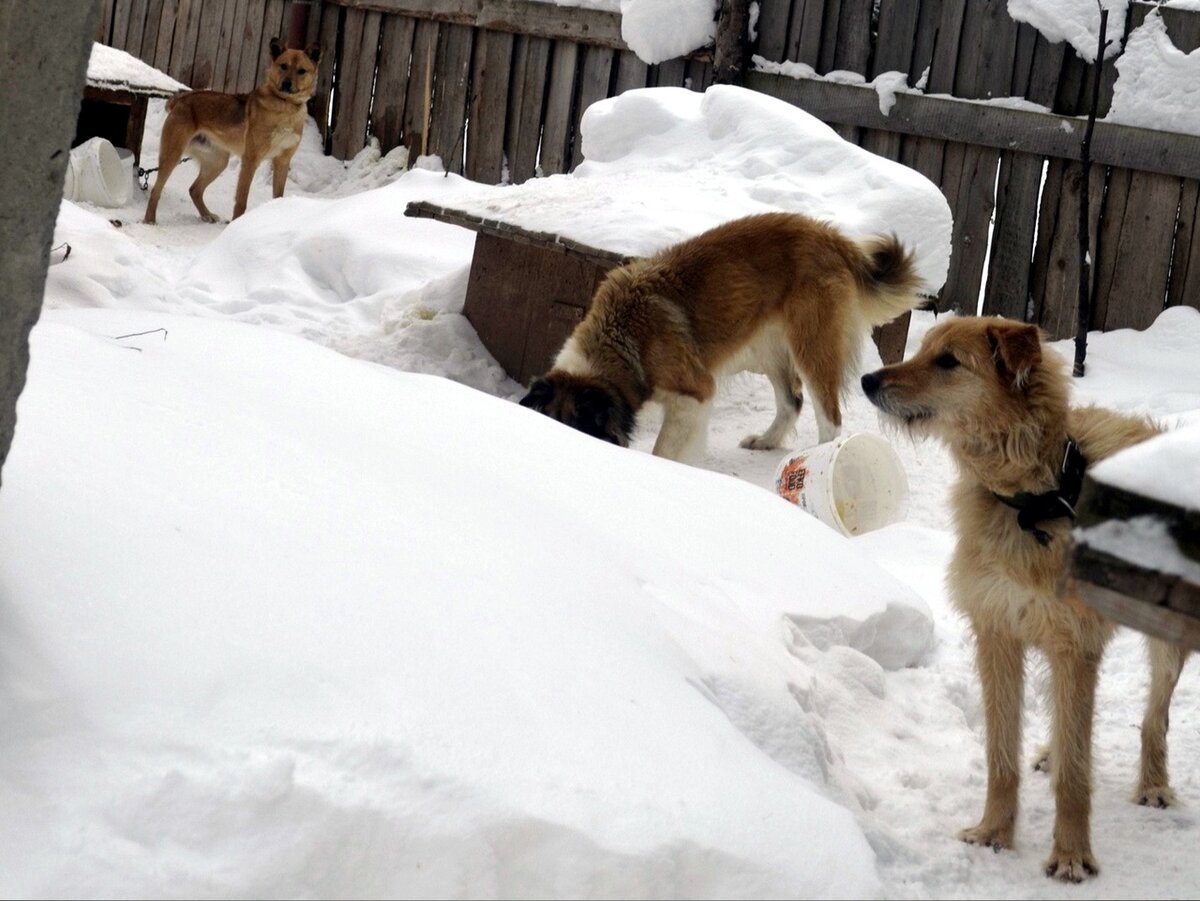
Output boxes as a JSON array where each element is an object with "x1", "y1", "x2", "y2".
[
  {"x1": 281, "y1": 79, "x2": 293, "y2": 92},
  {"x1": 861, "y1": 371, "x2": 883, "y2": 398}
]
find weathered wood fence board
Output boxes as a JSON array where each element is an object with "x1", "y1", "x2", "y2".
[{"x1": 101, "y1": 0, "x2": 1200, "y2": 343}]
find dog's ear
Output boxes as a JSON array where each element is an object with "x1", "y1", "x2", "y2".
[
  {"x1": 519, "y1": 376, "x2": 555, "y2": 410},
  {"x1": 305, "y1": 42, "x2": 322, "y2": 63},
  {"x1": 269, "y1": 37, "x2": 286, "y2": 60},
  {"x1": 986, "y1": 321, "x2": 1042, "y2": 389}
]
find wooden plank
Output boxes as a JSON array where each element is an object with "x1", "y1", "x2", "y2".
[
  {"x1": 982, "y1": 151, "x2": 1042, "y2": 320},
  {"x1": 1168, "y1": 181, "x2": 1200, "y2": 312},
  {"x1": 569, "y1": 43, "x2": 614, "y2": 170},
  {"x1": 539, "y1": 40, "x2": 579, "y2": 176},
  {"x1": 612, "y1": 49, "x2": 648, "y2": 94},
  {"x1": 110, "y1": 0, "x2": 135, "y2": 49},
  {"x1": 1077, "y1": 579, "x2": 1200, "y2": 651},
  {"x1": 786, "y1": 0, "x2": 822, "y2": 69},
  {"x1": 330, "y1": 7, "x2": 371, "y2": 158},
  {"x1": 907, "y1": 0, "x2": 943, "y2": 84},
  {"x1": 427, "y1": 22, "x2": 473, "y2": 171},
  {"x1": 650, "y1": 57, "x2": 686, "y2": 88},
  {"x1": 136, "y1": 0, "x2": 164, "y2": 62},
  {"x1": 151, "y1": 0, "x2": 176, "y2": 73},
  {"x1": 141, "y1": 0, "x2": 169, "y2": 66},
  {"x1": 325, "y1": 0, "x2": 628, "y2": 49},
  {"x1": 400, "y1": 18, "x2": 439, "y2": 158},
  {"x1": 371, "y1": 14, "x2": 416, "y2": 155},
  {"x1": 507, "y1": 35, "x2": 552, "y2": 184},
  {"x1": 746, "y1": 71, "x2": 1200, "y2": 181},
  {"x1": 253, "y1": 0, "x2": 289, "y2": 88},
  {"x1": 168, "y1": 0, "x2": 207, "y2": 84},
  {"x1": 311, "y1": 1, "x2": 341, "y2": 150},
  {"x1": 347, "y1": 9, "x2": 383, "y2": 155},
  {"x1": 97, "y1": 0, "x2": 117, "y2": 42},
  {"x1": 465, "y1": 29, "x2": 514, "y2": 183},
  {"x1": 236, "y1": 0, "x2": 270, "y2": 94},
  {"x1": 220, "y1": 0, "x2": 250, "y2": 91},
  {"x1": 873, "y1": 0, "x2": 921, "y2": 76},
  {"x1": 461, "y1": 233, "x2": 617, "y2": 385},
  {"x1": 685, "y1": 57, "x2": 712, "y2": 91},
  {"x1": 832, "y1": 0, "x2": 872, "y2": 74},
  {"x1": 926, "y1": 0, "x2": 966, "y2": 93},
  {"x1": 123, "y1": 0, "x2": 151, "y2": 57},
  {"x1": 211, "y1": 0, "x2": 244, "y2": 91},
  {"x1": 1029, "y1": 160, "x2": 1105, "y2": 339},
  {"x1": 189, "y1": 0, "x2": 228, "y2": 89},
  {"x1": 815, "y1": 0, "x2": 841, "y2": 73},
  {"x1": 752, "y1": 0, "x2": 791, "y2": 63},
  {"x1": 1092, "y1": 169, "x2": 1180, "y2": 331}
]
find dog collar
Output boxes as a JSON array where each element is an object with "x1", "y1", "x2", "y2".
[{"x1": 992, "y1": 438, "x2": 1087, "y2": 547}]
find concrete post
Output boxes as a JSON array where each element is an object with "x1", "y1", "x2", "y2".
[{"x1": 0, "y1": 0, "x2": 99, "y2": 488}]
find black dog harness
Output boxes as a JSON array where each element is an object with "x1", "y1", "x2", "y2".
[{"x1": 993, "y1": 438, "x2": 1088, "y2": 547}]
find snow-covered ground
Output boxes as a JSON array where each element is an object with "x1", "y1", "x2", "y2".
[{"x1": 6, "y1": 88, "x2": 1200, "y2": 898}]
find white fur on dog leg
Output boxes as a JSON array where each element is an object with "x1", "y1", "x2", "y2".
[{"x1": 654, "y1": 395, "x2": 712, "y2": 463}]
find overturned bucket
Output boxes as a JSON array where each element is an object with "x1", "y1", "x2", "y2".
[
  {"x1": 774, "y1": 432, "x2": 909, "y2": 536},
  {"x1": 63, "y1": 137, "x2": 133, "y2": 208}
]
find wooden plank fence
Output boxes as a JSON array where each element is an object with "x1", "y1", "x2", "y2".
[{"x1": 96, "y1": 0, "x2": 1200, "y2": 342}]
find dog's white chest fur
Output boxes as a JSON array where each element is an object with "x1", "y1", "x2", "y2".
[{"x1": 269, "y1": 124, "x2": 301, "y2": 156}]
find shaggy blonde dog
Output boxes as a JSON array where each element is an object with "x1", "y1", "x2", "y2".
[{"x1": 861, "y1": 316, "x2": 1188, "y2": 882}]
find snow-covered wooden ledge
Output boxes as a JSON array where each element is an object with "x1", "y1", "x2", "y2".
[{"x1": 1072, "y1": 430, "x2": 1200, "y2": 649}]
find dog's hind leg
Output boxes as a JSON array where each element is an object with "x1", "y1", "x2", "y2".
[
  {"x1": 959, "y1": 623, "x2": 1024, "y2": 853},
  {"x1": 187, "y1": 144, "x2": 230, "y2": 223},
  {"x1": 144, "y1": 118, "x2": 192, "y2": 224},
  {"x1": 741, "y1": 363, "x2": 802, "y2": 451},
  {"x1": 1136, "y1": 639, "x2": 1189, "y2": 808},
  {"x1": 1043, "y1": 641, "x2": 1102, "y2": 882},
  {"x1": 653, "y1": 394, "x2": 713, "y2": 464}
]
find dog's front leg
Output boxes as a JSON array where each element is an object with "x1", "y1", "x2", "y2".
[
  {"x1": 233, "y1": 151, "x2": 263, "y2": 220},
  {"x1": 1044, "y1": 644, "x2": 1101, "y2": 882},
  {"x1": 960, "y1": 624, "x2": 1024, "y2": 852},
  {"x1": 272, "y1": 146, "x2": 298, "y2": 199}
]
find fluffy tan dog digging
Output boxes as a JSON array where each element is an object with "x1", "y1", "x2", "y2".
[
  {"x1": 520, "y1": 212, "x2": 923, "y2": 462},
  {"x1": 861, "y1": 316, "x2": 1189, "y2": 882},
  {"x1": 144, "y1": 38, "x2": 320, "y2": 224}
]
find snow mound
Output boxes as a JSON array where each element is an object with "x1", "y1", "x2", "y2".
[
  {"x1": 429, "y1": 85, "x2": 953, "y2": 293},
  {"x1": 0, "y1": 308, "x2": 936, "y2": 896}
]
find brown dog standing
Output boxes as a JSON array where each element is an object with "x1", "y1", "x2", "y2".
[
  {"x1": 144, "y1": 38, "x2": 320, "y2": 224},
  {"x1": 862, "y1": 317, "x2": 1187, "y2": 882}
]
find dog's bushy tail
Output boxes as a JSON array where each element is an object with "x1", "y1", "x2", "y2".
[{"x1": 851, "y1": 234, "x2": 925, "y2": 326}]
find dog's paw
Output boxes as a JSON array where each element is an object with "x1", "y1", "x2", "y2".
[
  {"x1": 1032, "y1": 745, "x2": 1052, "y2": 774},
  {"x1": 739, "y1": 433, "x2": 780, "y2": 451},
  {"x1": 1043, "y1": 846, "x2": 1099, "y2": 882},
  {"x1": 958, "y1": 823, "x2": 1014, "y2": 852},
  {"x1": 200, "y1": 212, "x2": 220, "y2": 224},
  {"x1": 1134, "y1": 784, "x2": 1177, "y2": 809}
]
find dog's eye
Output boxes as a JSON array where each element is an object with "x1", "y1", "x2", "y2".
[
  {"x1": 934, "y1": 352, "x2": 960, "y2": 370},
  {"x1": 279, "y1": 63, "x2": 289, "y2": 71},
  {"x1": 297, "y1": 68, "x2": 307, "y2": 75}
]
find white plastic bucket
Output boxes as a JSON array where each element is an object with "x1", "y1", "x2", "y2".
[
  {"x1": 773, "y1": 432, "x2": 909, "y2": 536},
  {"x1": 63, "y1": 137, "x2": 133, "y2": 208}
]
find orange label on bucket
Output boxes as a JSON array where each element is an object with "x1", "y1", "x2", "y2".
[{"x1": 776, "y1": 456, "x2": 809, "y2": 504}]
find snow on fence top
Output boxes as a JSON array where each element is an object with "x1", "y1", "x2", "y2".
[
  {"x1": 428, "y1": 85, "x2": 953, "y2": 293},
  {"x1": 87, "y1": 42, "x2": 188, "y2": 97},
  {"x1": 1107, "y1": 9, "x2": 1200, "y2": 134},
  {"x1": 619, "y1": 0, "x2": 717, "y2": 64},
  {"x1": 1006, "y1": 0, "x2": 1130, "y2": 62}
]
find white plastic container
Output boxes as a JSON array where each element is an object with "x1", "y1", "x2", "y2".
[
  {"x1": 773, "y1": 432, "x2": 909, "y2": 536},
  {"x1": 63, "y1": 137, "x2": 133, "y2": 208}
]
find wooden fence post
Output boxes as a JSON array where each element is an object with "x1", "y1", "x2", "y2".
[{"x1": 713, "y1": 0, "x2": 751, "y2": 84}]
